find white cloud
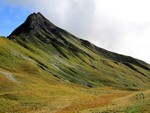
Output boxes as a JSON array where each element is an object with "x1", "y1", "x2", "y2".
[{"x1": 4, "y1": 0, "x2": 150, "y2": 63}]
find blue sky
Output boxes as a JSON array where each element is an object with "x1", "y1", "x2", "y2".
[{"x1": 0, "y1": 3, "x2": 31, "y2": 36}]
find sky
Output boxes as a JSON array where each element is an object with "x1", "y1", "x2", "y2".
[{"x1": 0, "y1": 0, "x2": 150, "y2": 63}]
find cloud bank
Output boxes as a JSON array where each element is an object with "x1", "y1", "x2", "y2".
[{"x1": 3, "y1": 0, "x2": 150, "y2": 63}]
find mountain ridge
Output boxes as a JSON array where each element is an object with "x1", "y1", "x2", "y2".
[{"x1": 8, "y1": 12, "x2": 149, "y2": 70}]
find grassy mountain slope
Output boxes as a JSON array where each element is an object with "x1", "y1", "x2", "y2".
[
  {"x1": 0, "y1": 12, "x2": 150, "y2": 112},
  {"x1": 7, "y1": 12, "x2": 150, "y2": 89}
]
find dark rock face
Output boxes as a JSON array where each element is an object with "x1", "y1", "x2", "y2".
[
  {"x1": 9, "y1": 12, "x2": 55, "y2": 36},
  {"x1": 8, "y1": 12, "x2": 75, "y2": 44},
  {"x1": 8, "y1": 13, "x2": 66, "y2": 46}
]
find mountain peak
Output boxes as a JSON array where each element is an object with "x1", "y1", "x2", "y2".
[
  {"x1": 27, "y1": 12, "x2": 48, "y2": 23},
  {"x1": 9, "y1": 12, "x2": 55, "y2": 36}
]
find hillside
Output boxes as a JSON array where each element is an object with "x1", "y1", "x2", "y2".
[{"x1": 0, "y1": 12, "x2": 150, "y2": 112}]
